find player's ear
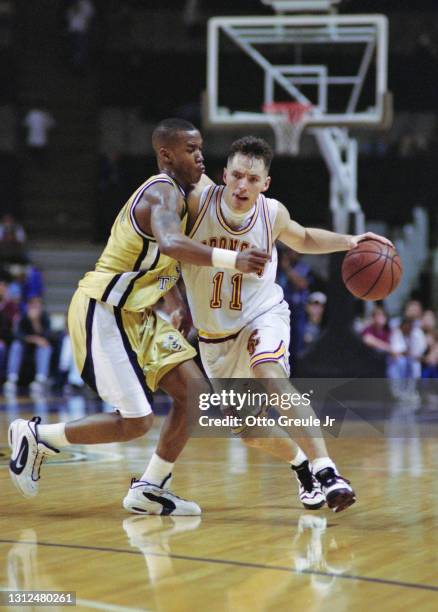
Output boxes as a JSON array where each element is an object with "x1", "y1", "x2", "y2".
[
  {"x1": 160, "y1": 146, "x2": 172, "y2": 164},
  {"x1": 261, "y1": 175, "x2": 271, "y2": 192},
  {"x1": 223, "y1": 167, "x2": 228, "y2": 184}
]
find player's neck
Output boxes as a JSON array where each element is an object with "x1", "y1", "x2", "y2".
[
  {"x1": 222, "y1": 190, "x2": 255, "y2": 227},
  {"x1": 159, "y1": 166, "x2": 188, "y2": 194}
]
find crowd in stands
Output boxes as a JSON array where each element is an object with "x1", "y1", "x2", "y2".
[
  {"x1": 359, "y1": 300, "x2": 438, "y2": 403},
  {"x1": 0, "y1": 214, "x2": 85, "y2": 398}
]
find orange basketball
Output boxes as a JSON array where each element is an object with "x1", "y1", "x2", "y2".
[{"x1": 341, "y1": 239, "x2": 402, "y2": 301}]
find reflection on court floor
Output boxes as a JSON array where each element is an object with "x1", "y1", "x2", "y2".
[{"x1": 1, "y1": 394, "x2": 438, "y2": 611}]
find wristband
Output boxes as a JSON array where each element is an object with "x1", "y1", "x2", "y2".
[{"x1": 212, "y1": 248, "x2": 238, "y2": 270}]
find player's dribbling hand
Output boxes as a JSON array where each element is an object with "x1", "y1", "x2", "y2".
[
  {"x1": 236, "y1": 248, "x2": 270, "y2": 273},
  {"x1": 349, "y1": 232, "x2": 394, "y2": 249}
]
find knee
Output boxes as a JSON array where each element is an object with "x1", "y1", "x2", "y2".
[
  {"x1": 172, "y1": 379, "x2": 211, "y2": 412},
  {"x1": 119, "y1": 413, "x2": 153, "y2": 441},
  {"x1": 252, "y1": 362, "x2": 285, "y2": 379}
]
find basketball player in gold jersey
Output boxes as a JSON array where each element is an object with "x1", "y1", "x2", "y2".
[{"x1": 8, "y1": 118, "x2": 269, "y2": 515}]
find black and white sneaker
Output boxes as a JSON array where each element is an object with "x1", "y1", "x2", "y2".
[
  {"x1": 123, "y1": 478, "x2": 201, "y2": 516},
  {"x1": 8, "y1": 417, "x2": 59, "y2": 498},
  {"x1": 314, "y1": 467, "x2": 356, "y2": 513},
  {"x1": 292, "y1": 461, "x2": 326, "y2": 510}
]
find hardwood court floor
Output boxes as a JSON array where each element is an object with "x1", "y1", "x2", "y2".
[{"x1": 1, "y1": 396, "x2": 438, "y2": 611}]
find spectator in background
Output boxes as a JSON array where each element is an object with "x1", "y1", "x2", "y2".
[
  {"x1": 389, "y1": 298, "x2": 424, "y2": 332},
  {"x1": 277, "y1": 248, "x2": 312, "y2": 360},
  {"x1": 404, "y1": 299, "x2": 423, "y2": 325},
  {"x1": 387, "y1": 317, "x2": 427, "y2": 402},
  {"x1": 7, "y1": 263, "x2": 45, "y2": 312},
  {"x1": 300, "y1": 291, "x2": 326, "y2": 353},
  {"x1": 66, "y1": 0, "x2": 95, "y2": 71},
  {"x1": 421, "y1": 310, "x2": 438, "y2": 379},
  {"x1": 21, "y1": 264, "x2": 45, "y2": 302},
  {"x1": 3, "y1": 296, "x2": 53, "y2": 396},
  {"x1": 0, "y1": 270, "x2": 19, "y2": 379},
  {"x1": 421, "y1": 310, "x2": 437, "y2": 349},
  {"x1": 362, "y1": 305, "x2": 392, "y2": 355},
  {"x1": 58, "y1": 331, "x2": 85, "y2": 394},
  {"x1": 23, "y1": 108, "x2": 56, "y2": 164},
  {"x1": 0, "y1": 213, "x2": 27, "y2": 265}
]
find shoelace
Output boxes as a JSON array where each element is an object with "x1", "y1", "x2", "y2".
[
  {"x1": 32, "y1": 448, "x2": 51, "y2": 482},
  {"x1": 320, "y1": 471, "x2": 351, "y2": 487}
]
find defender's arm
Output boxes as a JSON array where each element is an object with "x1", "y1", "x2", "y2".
[{"x1": 134, "y1": 182, "x2": 269, "y2": 272}]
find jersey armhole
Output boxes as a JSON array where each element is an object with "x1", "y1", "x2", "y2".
[
  {"x1": 188, "y1": 185, "x2": 216, "y2": 238},
  {"x1": 129, "y1": 177, "x2": 176, "y2": 241}
]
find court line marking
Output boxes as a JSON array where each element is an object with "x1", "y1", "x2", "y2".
[{"x1": 1, "y1": 539, "x2": 437, "y2": 594}]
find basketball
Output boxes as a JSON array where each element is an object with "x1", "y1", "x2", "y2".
[{"x1": 341, "y1": 239, "x2": 403, "y2": 300}]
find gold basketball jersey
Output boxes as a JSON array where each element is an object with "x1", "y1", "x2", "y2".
[{"x1": 79, "y1": 173, "x2": 187, "y2": 311}]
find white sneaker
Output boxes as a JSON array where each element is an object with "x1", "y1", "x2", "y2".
[
  {"x1": 292, "y1": 461, "x2": 326, "y2": 510},
  {"x1": 123, "y1": 479, "x2": 201, "y2": 516},
  {"x1": 314, "y1": 467, "x2": 356, "y2": 513},
  {"x1": 8, "y1": 417, "x2": 59, "y2": 498}
]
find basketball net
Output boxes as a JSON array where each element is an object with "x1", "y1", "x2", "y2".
[{"x1": 263, "y1": 102, "x2": 313, "y2": 156}]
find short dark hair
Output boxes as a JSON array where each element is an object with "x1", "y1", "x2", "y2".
[
  {"x1": 227, "y1": 136, "x2": 274, "y2": 171},
  {"x1": 152, "y1": 117, "x2": 198, "y2": 152}
]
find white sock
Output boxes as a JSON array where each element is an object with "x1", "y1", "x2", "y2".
[
  {"x1": 312, "y1": 457, "x2": 336, "y2": 474},
  {"x1": 38, "y1": 423, "x2": 69, "y2": 449},
  {"x1": 141, "y1": 453, "x2": 174, "y2": 488},
  {"x1": 290, "y1": 448, "x2": 308, "y2": 467}
]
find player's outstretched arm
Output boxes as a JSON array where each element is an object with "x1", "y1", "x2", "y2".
[
  {"x1": 135, "y1": 182, "x2": 269, "y2": 273},
  {"x1": 274, "y1": 203, "x2": 393, "y2": 254}
]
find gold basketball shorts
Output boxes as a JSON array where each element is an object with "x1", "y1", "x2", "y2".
[{"x1": 68, "y1": 288, "x2": 196, "y2": 418}]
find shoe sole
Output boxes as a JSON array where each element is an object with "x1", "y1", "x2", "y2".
[
  {"x1": 123, "y1": 496, "x2": 202, "y2": 516},
  {"x1": 8, "y1": 422, "x2": 26, "y2": 496},
  {"x1": 326, "y1": 489, "x2": 356, "y2": 513},
  {"x1": 8, "y1": 421, "x2": 36, "y2": 499}
]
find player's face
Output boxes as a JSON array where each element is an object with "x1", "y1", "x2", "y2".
[
  {"x1": 223, "y1": 153, "x2": 271, "y2": 210},
  {"x1": 167, "y1": 130, "x2": 205, "y2": 186}
]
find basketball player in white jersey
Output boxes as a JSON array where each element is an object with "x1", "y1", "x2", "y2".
[
  {"x1": 182, "y1": 136, "x2": 393, "y2": 512},
  {"x1": 7, "y1": 120, "x2": 268, "y2": 516}
]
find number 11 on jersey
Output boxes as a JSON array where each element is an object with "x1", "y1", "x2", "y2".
[{"x1": 210, "y1": 272, "x2": 243, "y2": 310}]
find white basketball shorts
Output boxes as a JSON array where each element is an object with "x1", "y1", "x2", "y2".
[{"x1": 199, "y1": 301, "x2": 291, "y2": 379}]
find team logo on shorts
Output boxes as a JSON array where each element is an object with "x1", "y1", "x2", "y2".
[
  {"x1": 247, "y1": 330, "x2": 260, "y2": 356},
  {"x1": 163, "y1": 334, "x2": 183, "y2": 352},
  {"x1": 158, "y1": 276, "x2": 179, "y2": 291}
]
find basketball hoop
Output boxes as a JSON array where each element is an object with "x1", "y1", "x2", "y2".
[{"x1": 262, "y1": 102, "x2": 313, "y2": 155}]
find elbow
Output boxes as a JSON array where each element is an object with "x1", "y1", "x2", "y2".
[{"x1": 157, "y1": 234, "x2": 184, "y2": 258}]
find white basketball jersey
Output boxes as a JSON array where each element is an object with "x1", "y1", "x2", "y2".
[{"x1": 181, "y1": 185, "x2": 284, "y2": 338}]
